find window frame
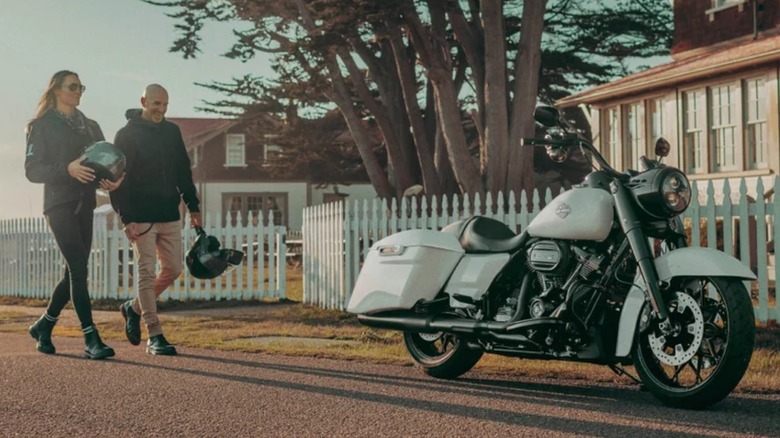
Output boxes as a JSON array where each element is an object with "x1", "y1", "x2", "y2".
[
  {"x1": 222, "y1": 192, "x2": 288, "y2": 227},
  {"x1": 225, "y1": 133, "x2": 247, "y2": 167},
  {"x1": 708, "y1": 80, "x2": 740, "y2": 172},
  {"x1": 743, "y1": 76, "x2": 768, "y2": 170},
  {"x1": 622, "y1": 101, "x2": 644, "y2": 171},
  {"x1": 682, "y1": 88, "x2": 708, "y2": 174}
]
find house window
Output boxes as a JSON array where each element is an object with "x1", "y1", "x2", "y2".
[
  {"x1": 744, "y1": 78, "x2": 767, "y2": 169},
  {"x1": 191, "y1": 146, "x2": 199, "y2": 168},
  {"x1": 263, "y1": 144, "x2": 283, "y2": 164},
  {"x1": 225, "y1": 134, "x2": 246, "y2": 167},
  {"x1": 647, "y1": 98, "x2": 664, "y2": 157},
  {"x1": 623, "y1": 102, "x2": 643, "y2": 171},
  {"x1": 709, "y1": 83, "x2": 738, "y2": 172},
  {"x1": 223, "y1": 193, "x2": 287, "y2": 227},
  {"x1": 712, "y1": 0, "x2": 742, "y2": 8},
  {"x1": 683, "y1": 89, "x2": 706, "y2": 174},
  {"x1": 603, "y1": 107, "x2": 620, "y2": 170}
]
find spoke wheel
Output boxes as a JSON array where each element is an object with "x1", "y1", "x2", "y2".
[
  {"x1": 403, "y1": 331, "x2": 483, "y2": 379},
  {"x1": 633, "y1": 277, "x2": 755, "y2": 409}
]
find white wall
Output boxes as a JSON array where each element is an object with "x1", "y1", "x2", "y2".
[
  {"x1": 197, "y1": 182, "x2": 378, "y2": 231},
  {"x1": 310, "y1": 183, "x2": 378, "y2": 206}
]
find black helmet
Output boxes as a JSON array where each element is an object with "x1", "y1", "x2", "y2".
[
  {"x1": 81, "y1": 141, "x2": 126, "y2": 182},
  {"x1": 185, "y1": 227, "x2": 245, "y2": 279}
]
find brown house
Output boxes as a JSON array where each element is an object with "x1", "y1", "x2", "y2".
[
  {"x1": 557, "y1": 0, "x2": 780, "y2": 203},
  {"x1": 168, "y1": 117, "x2": 377, "y2": 230}
]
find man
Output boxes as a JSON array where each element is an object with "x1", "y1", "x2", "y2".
[{"x1": 110, "y1": 84, "x2": 201, "y2": 356}]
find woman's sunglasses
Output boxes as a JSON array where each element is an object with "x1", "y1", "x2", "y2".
[{"x1": 64, "y1": 83, "x2": 86, "y2": 93}]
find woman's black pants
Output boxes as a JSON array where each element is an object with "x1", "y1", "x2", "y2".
[{"x1": 44, "y1": 201, "x2": 94, "y2": 328}]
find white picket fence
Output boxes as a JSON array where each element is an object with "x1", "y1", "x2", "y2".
[
  {"x1": 303, "y1": 177, "x2": 779, "y2": 323},
  {"x1": 0, "y1": 211, "x2": 287, "y2": 301}
]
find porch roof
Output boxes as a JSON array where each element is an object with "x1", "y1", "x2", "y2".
[{"x1": 556, "y1": 32, "x2": 780, "y2": 108}]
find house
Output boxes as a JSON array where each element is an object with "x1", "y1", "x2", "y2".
[
  {"x1": 167, "y1": 117, "x2": 378, "y2": 231},
  {"x1": 556, "y1": 0, "x2": 780, "y2": 203}
]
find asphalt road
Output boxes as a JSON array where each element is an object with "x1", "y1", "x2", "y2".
[{"x1": 1, "y1": 332, "x2": 778, "y2": 437}]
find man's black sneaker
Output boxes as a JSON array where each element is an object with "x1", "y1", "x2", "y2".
[
  {"x1": 120, "y1": 300, "x2": 141, "y2": 346},
  {"x1": 146, "y1": 334, "x2": 177, "y2": 356}
]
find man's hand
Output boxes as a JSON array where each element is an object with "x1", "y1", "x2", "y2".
[
  {"x1": 67, "y1": 157, "x2": 95, "y2": 184},
  {"x1": 190, "y1": 212, "x2": 202, "y2": 228},
  {"x1": 124, "y1": 223, "x2": 140, "y2": 242},
  {"x1": 99, "y1": 173, "x2": 125, "y2": 192}
]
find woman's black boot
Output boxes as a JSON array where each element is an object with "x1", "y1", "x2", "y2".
[
  {"x1": 83, "y1": 325, "x2": 115, "y2": 360},
  {"x1": 28, "y1": 314, "x2": 57, "y2": 354}
]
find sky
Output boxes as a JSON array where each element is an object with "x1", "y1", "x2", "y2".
[{"x1": 0, "y1": 0, "x2": 273, "y2": 220}]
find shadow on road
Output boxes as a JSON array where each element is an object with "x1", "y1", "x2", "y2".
[{"x1": 56, "y1": 350, "x2": 778, "y2": 437}]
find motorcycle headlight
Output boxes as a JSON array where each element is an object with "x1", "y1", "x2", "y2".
[{"x1": 630, "y1": 167, "x2": 691, "y2": 218}]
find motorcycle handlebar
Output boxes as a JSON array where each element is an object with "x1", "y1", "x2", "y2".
[{"x1": 520, "y1": 137, "x2": 575, "y2": 147}]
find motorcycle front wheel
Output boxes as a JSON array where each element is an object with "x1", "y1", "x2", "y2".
[
  {"x1": 633, "y1": 276, "x2": 755, "y2": 409},
  {"x1": 403, "y1": 331, "x2": 483, "y2": 379}
]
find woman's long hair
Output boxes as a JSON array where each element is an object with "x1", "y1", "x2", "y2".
[{"x1": 33, "y1": 70, "x2": 78, "y2": 120}]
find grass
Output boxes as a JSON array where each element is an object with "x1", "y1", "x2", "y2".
[{"x1": 2, "y1": 293, "x2": 779, "y2": 394}]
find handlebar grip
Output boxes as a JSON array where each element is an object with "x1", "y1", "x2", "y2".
[{"x1": 521, "y1": 138, "x2": 552, "y2": 146}]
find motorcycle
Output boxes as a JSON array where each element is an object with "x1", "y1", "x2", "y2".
[{"x1": 346, "y1": 105, "x2": 756, "y2": 409}]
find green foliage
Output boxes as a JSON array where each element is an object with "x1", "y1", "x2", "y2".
[{"x1": 144, "y1": 0, "x2": 672, "y2": 190}]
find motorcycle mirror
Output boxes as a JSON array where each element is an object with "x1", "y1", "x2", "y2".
[
  {"x1": 534, "y1": 106, "x2": 560, "y2": 127},
  {"x1": 655, "y1": 137, "x2": 671, "y2": 158}
]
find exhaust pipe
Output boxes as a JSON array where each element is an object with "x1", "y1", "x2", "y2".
[{"x1": 357, "y1": 312, "x2": 565, "y2": 336}]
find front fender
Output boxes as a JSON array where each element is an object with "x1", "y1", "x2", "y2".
[
  {"x1": 614, "y1": 247, "x2": 755, "y2": 358},
  {"x1": 654, "y1": 247, "x2": 756, "y2": 282}
]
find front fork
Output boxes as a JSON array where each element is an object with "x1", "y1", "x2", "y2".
[{"x1": 610, "y1": 181, "x2": 671, "y2": 327}]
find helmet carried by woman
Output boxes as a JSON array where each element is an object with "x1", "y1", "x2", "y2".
[{"x1": 81, "y1": 141, "x2": 126, "y2": 182}]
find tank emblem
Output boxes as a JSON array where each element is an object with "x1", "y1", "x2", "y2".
[{"x1": 556, "y1": 203, "x2": 571, "y2": 219}]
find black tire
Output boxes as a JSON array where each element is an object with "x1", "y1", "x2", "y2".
[
  {"x1": 633, "y1": 276, "x2": 755, "y2": 409},
  {"x1": 403, "y1": 331, "x2": 483, "y2": 379}
]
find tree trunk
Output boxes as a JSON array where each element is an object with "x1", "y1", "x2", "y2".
[
  {"x1": 508, "y1": 0, "x2": 547, "y2": 204},
  {"x1": 405, "y1": 6, "x2": 484, "y2": 195},
  {"x1": 431, "y1": 76, "x2": 485, "y2": 195},
  {"x1": 325, "y1": 56, "x2": 394, "y2": 200},
  {"x1": 337, "y1": 47, "x2": 415, "y2": 196},
  {"x1": 481, "y1": 0, "x2": 510, "y2": 194},
  {"x1": 387, "y1": 25, "x2": 441, "y2": 196}
]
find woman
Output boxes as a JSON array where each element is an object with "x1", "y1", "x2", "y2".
[{"x1": 24, "y1": 70, "x2": 121, "y2": 359}]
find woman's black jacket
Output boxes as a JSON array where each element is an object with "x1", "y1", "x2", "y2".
[{"x1": 24, "y1": 110, "x2": 105, "y2": 214}]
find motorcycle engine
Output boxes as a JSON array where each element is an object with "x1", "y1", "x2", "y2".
[{"x1": 522, "y1": 240, "x2": 605, "y2": 319}]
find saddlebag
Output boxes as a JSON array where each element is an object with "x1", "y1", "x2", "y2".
[{"x1": 347, "y1": 229, "x2": 464, "y2": 314}]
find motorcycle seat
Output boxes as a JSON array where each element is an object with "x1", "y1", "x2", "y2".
[{"x1": 442, "y1": 216, "x2": 528, "y2": 253}]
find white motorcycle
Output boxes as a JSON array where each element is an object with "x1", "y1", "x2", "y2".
[{"x1": 347, "y1": 106, "x2": 756, "y2": 409}]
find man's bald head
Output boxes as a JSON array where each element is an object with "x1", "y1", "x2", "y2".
[
  {"x1": 143, "y1": 84, "x2": 167, "y2": 99},
  {"x1": 141, "y1": 83, "x2": 169, "y2": 123}
]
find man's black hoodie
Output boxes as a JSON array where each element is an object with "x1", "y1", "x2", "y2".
[{"x1": 110, "y1": 109, "x2": 200, "y2": 224}]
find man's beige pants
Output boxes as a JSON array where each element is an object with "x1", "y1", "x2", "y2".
[{"x1": 129, "y1": 221, "x2": 182, "y2": 337}]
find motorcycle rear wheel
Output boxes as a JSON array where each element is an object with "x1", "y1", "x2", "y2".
[
  {"x1": 633, "y1": 276, "x2": 755, "y2": 409},
  {"x1": 403, "y1": 331, "x2": 483, "y2": 379}
]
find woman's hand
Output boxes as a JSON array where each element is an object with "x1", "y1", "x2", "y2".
[
  {"x1": 67, "y1": 157, "x2": 95, "y2": 184},
  {"x1": 99, "y1": 173, "x2": 125, "y2": 192}
]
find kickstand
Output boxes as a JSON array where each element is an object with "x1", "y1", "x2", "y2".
[{"x1": 608, "y1": 364, "x2": 643, "y2": 385}]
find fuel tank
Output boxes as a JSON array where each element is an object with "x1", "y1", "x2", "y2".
[{"x1": 526, "y1": 188, "x2": 614, "y2": 241}]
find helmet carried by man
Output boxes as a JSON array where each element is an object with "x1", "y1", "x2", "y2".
[{"x1": 185, "y1": 226, "x2": 244, "y2": 279}]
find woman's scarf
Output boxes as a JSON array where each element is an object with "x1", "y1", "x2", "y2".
[{"x1": 53, "y1": 108, "x2": 88, "y2": 136}]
